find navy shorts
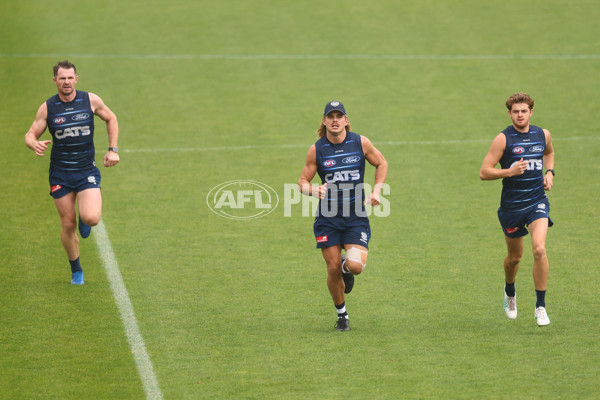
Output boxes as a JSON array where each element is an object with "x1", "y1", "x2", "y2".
[
  {"x1": 49, "y1": 166, "x2": 101, "y2": 199},
  {"x1": 314, "y1": 216, "x2": 371, "y2": 249},
  {"x1": 497, "y1": 199, "x2": 553, "y2": 238}
]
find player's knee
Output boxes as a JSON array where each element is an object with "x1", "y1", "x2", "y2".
[
  {"x1": 87, "y1": 215, "x2": 101, "y2": 226},
  {"x1": 61, "y1": 217, "x2": 77, "y2": 232},
  {"x1": 326, "y1": 259, "x2": 342, "y2": 274},
  {"x1": 81, "y1": 210, "x2": 101, "y2": 226},
  {"x1": 506, "y1": 253, "x2": 521, "y2": 267},
  {"x1": 345, "y1": 247, "x2": 367, "y2": 274},
  {"x1": 345, "y1": 259, "x2": 363, "y2": 275},
  {"x1": 532, "y1": 245, "x2": 546, "y2": 260}
]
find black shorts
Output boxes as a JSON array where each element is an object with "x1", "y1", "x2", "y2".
[
  {"x1": 313, "y1": 215, "x2": 371, "y2": 249},
  {"x1": 497, "y1": 198, "x2": 553, "y2": 238},
  {"x1": 49, "y1": 166, "x2": 101, "y2": 199}
]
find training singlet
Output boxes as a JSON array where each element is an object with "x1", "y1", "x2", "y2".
[
  {"x1": 499, "y1": 125, "x2": 547, "y2": 211},
  {"x1": 315, "y1": 131, "x2": 366, "y2": 218},
  {"x1": 46, "y1": 91, "x2": 95, "y2": 171}
]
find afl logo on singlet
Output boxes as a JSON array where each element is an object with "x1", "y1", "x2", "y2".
[
  {"x1": 512, "y1": 146, "x2": 525, "y2": 154},
  {"x1": 323, "y1": 160, "x2": 336, "y2": 167},
  {"x1": 54, "y1": 117, "x2": 66, "y2": 124}
]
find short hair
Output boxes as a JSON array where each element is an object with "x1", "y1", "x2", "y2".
[
  {"x1": 53, "y1": 60, "x2": 77, "y2": 77},
  {"x1": 506, "y1": 92, "x2": 534, "y2": 111}
]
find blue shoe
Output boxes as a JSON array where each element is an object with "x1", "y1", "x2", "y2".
[
  {"x1": 71, "y1": 270, "x2": 85, "y2": 285},
  {"x1": 78, "y1": 216, "x2": 91, "y2": 238}
]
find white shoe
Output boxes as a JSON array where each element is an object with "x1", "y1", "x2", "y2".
[
  {"x1": 504, "y1": 287, "x2": 517, "y2": 320},
  {"x1": 535, "y1": 307, "x2": 550, "y2": 326}
]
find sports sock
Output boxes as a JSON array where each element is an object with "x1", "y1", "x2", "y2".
[
  {"x1": 69, "y1": 257, "x2": 83, "y2": 273},
  {"x1": 535, "y1": 290, "x2": 546, "y2": 308},
  {"x1": 335, "y1": 302, "x2": 348, "y2": 318},
  {"x1": 505, "y1": 281, "x2": 516, "y2": 297}
]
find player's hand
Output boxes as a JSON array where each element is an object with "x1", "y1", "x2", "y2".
[
  {"x1": 313, "y1": 182, "x2": 327, "y2": 199},
  {"x1": 509, "y1": 158, "x2": 527, "y2": 176},
  {"x1": 34, "y1": 140, "x2": 52, "y2": 157},
  {"x1": 365, "y1": 191, "x2": 381, "y2": 206},
  {"x1": 103, "y1": 151, "x2": 120, "y2": 167},
  {"x1": 544, "y1": 173, "x2": 554, "y2": 191}
]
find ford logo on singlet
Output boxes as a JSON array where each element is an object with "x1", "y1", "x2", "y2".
[
  {"x1": 529, "y1": 145, "x2": 544, "y2": 153},
  {"x1": 54, "y1": 117, "x2": 66, "y2": 124},
  {"x1": 323, "y1": 159, "x2": 336, "y2": 167},
  {"x1": 72, "y1": 113, "x2": 89, "y2": 121},
  {"x1": 512, "y1": 146, "x2": 525, "y2": 154},
  {"x1": 342, "y1": 156, "x2": 360, "y2": 164}
]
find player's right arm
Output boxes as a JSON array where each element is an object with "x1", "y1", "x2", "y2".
[
  {"x1": 24, "y1": 102, "x2": 51, "y2": 157},
  {"x1": 479, "y1": 133, "x2": 526, "y2": 180},
  {"x1": 298, "y1": 144, "x2": 327, "y2": 199}
]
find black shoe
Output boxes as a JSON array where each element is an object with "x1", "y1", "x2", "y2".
[
  {"x1": 335, "y1": 316, "x2": 350, "y2": 331},
  {"x1": 343, "y1": 272, "x2": 355, "y2": 294}
]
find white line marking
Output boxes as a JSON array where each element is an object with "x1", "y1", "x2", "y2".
[
  {"x1": 122, "y1": 135, "x2": 599, "y2": 154},
  {"x1": 93, "y1": 220, "x2": 163, "y2": 400},
  {"x1": 1, "y1": 52, "x2": 600, "y2": 60}
]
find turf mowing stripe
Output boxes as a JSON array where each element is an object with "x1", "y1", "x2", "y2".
[
  {"x1": 2, "y1": 52, "x2": 600, "y2": 60},
  {"x1": 94, "y1": 220, "x2": 163, "y2": 400},
  {"x1": 122, "y1": 135, "x2": 599, "y2": 154}
]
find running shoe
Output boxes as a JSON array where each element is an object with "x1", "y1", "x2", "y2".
[
  {"x1": 534, "y1": 307, "x2": 550, "y2": 326},
  {"x1": 78, "y1": 216, "x2": 91, "y2": 239},
  {"x1": 71, "y1": 270, "x2": 85, "y2": 285},
  {"x1": 504, "y1": 286, "x2": 517, "y2": 320},
  {"x1": 335, "y1": 315, "x2": 350, "y2": 331}
]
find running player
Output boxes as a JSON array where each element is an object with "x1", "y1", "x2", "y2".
[
  {"x1": 479, "y1": 92, "x2": 555, "y2": 326},
  {"x1": 298, "y1": 101, "x2": 388, "y2": 331},
  {"x1": 24, "y1": 60, "x2": 120, "y2": 285}
]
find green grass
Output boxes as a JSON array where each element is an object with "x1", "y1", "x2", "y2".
[{"x1": 1, "y1": 0, "x2": 599, "y2": 399}]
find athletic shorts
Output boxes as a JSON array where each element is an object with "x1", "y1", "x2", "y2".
[
  {"x1": 313, "y1": 216, "x2": 371, "y2": 249},
  {"x1": 49, "y1": 166, "x2": 101, "y2": 199},
  {"x1": 497, "y1": 199, "x2": 553, "y2": 238}
]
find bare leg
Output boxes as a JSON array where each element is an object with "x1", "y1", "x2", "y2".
[
  {"x1": 54, "y1": 192, "x2": 79, "y2": 261},
  {"x1": 529, "y1": 218, "x2": 549, "y2": 291},
  {"x1": 76, "y1": 188, "x2": 102, "y2": 226},
  {"x1": 504, "y1": 235, "x2": 523, "y2": 284},
  {"x1": 321, "y1": 245, "x2": 344, "y2": 305}
]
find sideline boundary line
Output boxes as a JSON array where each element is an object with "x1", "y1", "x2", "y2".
[
  {"x1": 94, "y1": 220, "x2": 163, "y2": 400},
  {"x1": 2, "y1": 52, "x2": 600, "y2": 60},
  {"x1": 122, "y1": 135, "x2": 599, "y2": 154}
]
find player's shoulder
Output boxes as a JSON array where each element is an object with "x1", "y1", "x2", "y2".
[
  {"x1": 538, "y1": 126, "x2": 551, "y2": 135},
  {"x1": 85, "y1": 91, "x2": 100, "y2": 102},
  {"x1": 314, "y1": 135, "x2": 330, "y2": 149},
  {"x1": 542, "y1": 128, "x2": 552, "y2": 143},
  {"x1": 528, "y1": 124, "x2": 550, "y2": 140},
  {"x1": 357, "y1": 133, "x2": 371, "y2": 144},
  {"x1": 489, "y1": 132, "x2": 507, "y2": 151},
  {"x1": 45, "y1": 93, "x2": 60, "y2": 104},
  {"x1": 86, "y1": 91, "x2": 107, "y2": 113},
  {"x1": 357, "y1": 133, "x2": 375, "y2": 152},
  {"x1": 35, "y1": 101, "x2": 49, "y2": 119}
]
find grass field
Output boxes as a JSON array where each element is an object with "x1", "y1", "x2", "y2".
[{"x1": 1, "y1": 1, "x2": 599, "y2": 399}]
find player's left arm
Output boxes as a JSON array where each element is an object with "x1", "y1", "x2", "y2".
[
  {"x1": 362, "y1": 136, "x2": 388, "y2": 206},
  {"x1": 90, "y1": 92, "x2": 119, "y2": 167},
  {"x1": 543, "y1": 129, "x2": 554, "y2": 191}
]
